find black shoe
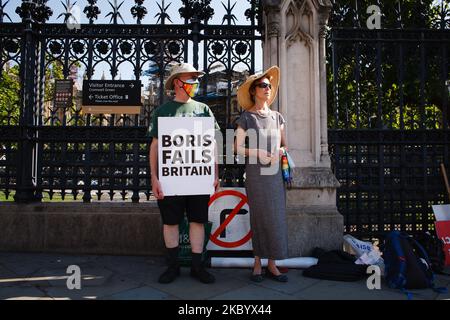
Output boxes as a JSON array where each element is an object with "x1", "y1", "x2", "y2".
[
  {"x1": 158, "y1": 265, "x2": 180, "y2": 284},
  {"x1": 265, "y1": 269, "x2": 288, "y2": 282},
  {"x1": 250, "y1": 273, "x2": 264, "y2": 282},
  {"x1": 190, "y1": 267, "x2": 216, "y2": 284}
]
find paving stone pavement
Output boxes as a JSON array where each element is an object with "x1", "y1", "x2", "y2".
[{"x1": 0, "y1": 252, "x2": 449, "y2": 300}]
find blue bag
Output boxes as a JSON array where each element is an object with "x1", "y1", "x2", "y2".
[{"x1": 383, "y1": 231, "x2": 448, "y2": 299}]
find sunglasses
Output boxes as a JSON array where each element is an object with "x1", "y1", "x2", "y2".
[{"x1": 255, "y1": 83, "x2": 272, "y2": 89}]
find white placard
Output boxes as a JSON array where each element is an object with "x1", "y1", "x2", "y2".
[
  {"x1": 432, "y1": 204, "x2": 450, "y2": 221},
  {"x1": 158, "y1": 117, "x2": 215, "y2": 196}
]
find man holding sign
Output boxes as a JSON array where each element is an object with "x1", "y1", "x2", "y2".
[{"x1": 148, "y1": 63, "x2": 220, "y2": 284}]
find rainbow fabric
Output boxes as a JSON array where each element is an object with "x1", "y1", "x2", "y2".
[
  {"x1": 281, "y1": 150, "x2": 292, "y2": 189},
  {"x1": 181, "y1": 80, "x2": 199, "y2": 98}
]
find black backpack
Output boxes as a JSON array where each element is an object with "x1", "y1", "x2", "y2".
[
  {"x1": 302, "y1": 248, "x2": 368, "y2": 282},
  {"x1": 414, "y1": 231, "x2": 448, "y2": 275}
]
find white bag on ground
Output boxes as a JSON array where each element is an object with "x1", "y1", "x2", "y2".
[
  {"x1": 355, "y1": 251, "x2": 385, "y2": 275},
  {"x1": 344, "y1": 234, "x2": 385, "y2": 275},
  {"x1": 343, "y1": 234, "x2": 374, "y2": 257}
]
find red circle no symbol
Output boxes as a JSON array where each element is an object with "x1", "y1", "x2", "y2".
[{"x1": 208, "y1": 190, "x2": 252, "y2": 248}]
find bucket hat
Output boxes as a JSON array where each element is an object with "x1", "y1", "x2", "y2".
[{"x1": 164, "y1": 62, "x2": 205, "y2": 92}]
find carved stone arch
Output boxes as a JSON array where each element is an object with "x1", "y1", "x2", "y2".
[
  {"x1": 299, "y1": 0, "x2": 314, "y2": 35},
  {"x1": 311, "y1": 0, "x2": 333, "y2": 10},
  {"x1": 285, "y1": 1, "x2": 298, "y2": 40},
  {"x1": 300, "y1": 0, "x2": 313, "y2": 17},
  {"x1": 285, "y1": 0, "x2": 314, "y2": 48}
]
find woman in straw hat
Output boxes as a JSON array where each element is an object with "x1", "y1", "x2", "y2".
[{"x1": 235, "y1": 66, "x2": 289, "y2": 282}]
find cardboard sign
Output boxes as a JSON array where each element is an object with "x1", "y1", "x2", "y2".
[
  {"x1": 432, "y1": 204, "x2": 450, "y2": 266},
  {"x1": 207, "y1": 188, "x2": 252, "y2": 251},
  {"x1": 158, "y1": 117, "x2": 215, "y2": 196}
]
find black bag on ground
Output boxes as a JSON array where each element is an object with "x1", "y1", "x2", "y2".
[
  {"x1": 312, "y1": 248, "x2": 358, "y2": 264},
  {"x1": 414, "y1": 231, "x2": 448, "y2": 275},
  {"x1": 302, "y1": 248, "x2": 368, "y2": 282},
  {"x1": 383, "y1": 231, "x2": 448, "y2": 298},
  {"x1": 303, "y1": 263, "x2": 368, "y2": 281}
]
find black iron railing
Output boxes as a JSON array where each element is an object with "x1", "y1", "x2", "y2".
[
  {"x1": 0, "y1": 0, "x2": 261, "y2": 202},
  {"x1": 327, "y1": 0, "x2": 450, "y2": 239}
]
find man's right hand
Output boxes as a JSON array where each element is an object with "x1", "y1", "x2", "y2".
[{"x1": 151, "y1": 176, "x2": 164, "y2": 200}]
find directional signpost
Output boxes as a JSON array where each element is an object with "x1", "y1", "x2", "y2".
[{"x1": 82, "y1": 80, "x2": 142, "y2": 114}]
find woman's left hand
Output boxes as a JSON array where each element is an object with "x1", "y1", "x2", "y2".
[
  {"x1": 269, "y1": 147, "x2": 288, "y2": 165},
  {"x1": 278, "y1": 146, "x2": 288, "y2": 158}
]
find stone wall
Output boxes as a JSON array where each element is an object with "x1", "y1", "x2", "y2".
[{"x1": 0, "y1": 203, "x2": 165, "y2": 255}]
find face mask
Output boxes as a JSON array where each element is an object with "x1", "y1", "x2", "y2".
[{"x1": 179, "y1": 78, "x2": 199, "y2": 98}]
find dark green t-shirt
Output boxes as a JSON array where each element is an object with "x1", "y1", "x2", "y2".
[{"x1": 147, "y1": 100, "x2": 220, "y2": 139}]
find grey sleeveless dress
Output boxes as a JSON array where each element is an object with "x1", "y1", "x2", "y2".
[{"x1": 236, "y1": 110, "x2": 289, "y2": 260}]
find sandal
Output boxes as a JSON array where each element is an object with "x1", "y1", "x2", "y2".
[{"x1": 265, "y1": 269, "x2": 288, "y2": 282}]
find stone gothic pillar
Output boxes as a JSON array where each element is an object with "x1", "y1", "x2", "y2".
[{"x1": 262, "y1": 0, "x2": 343, "y2": 256}]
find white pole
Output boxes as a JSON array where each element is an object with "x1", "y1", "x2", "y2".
[{"x1": 210, "y1": 257, "x2": 318, "y2": 269}]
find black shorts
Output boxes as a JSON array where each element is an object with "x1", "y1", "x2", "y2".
[{"x1": 157, "y1": 195, "x2": 210, "y2": 225}]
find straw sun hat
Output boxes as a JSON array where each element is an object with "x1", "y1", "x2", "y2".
[
  {"x1": 164, "y1": 62, "x2": 205, "y2": 91},
  {"x1": 237, "y1": 66, "x2": 280, "y2": 110}
]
